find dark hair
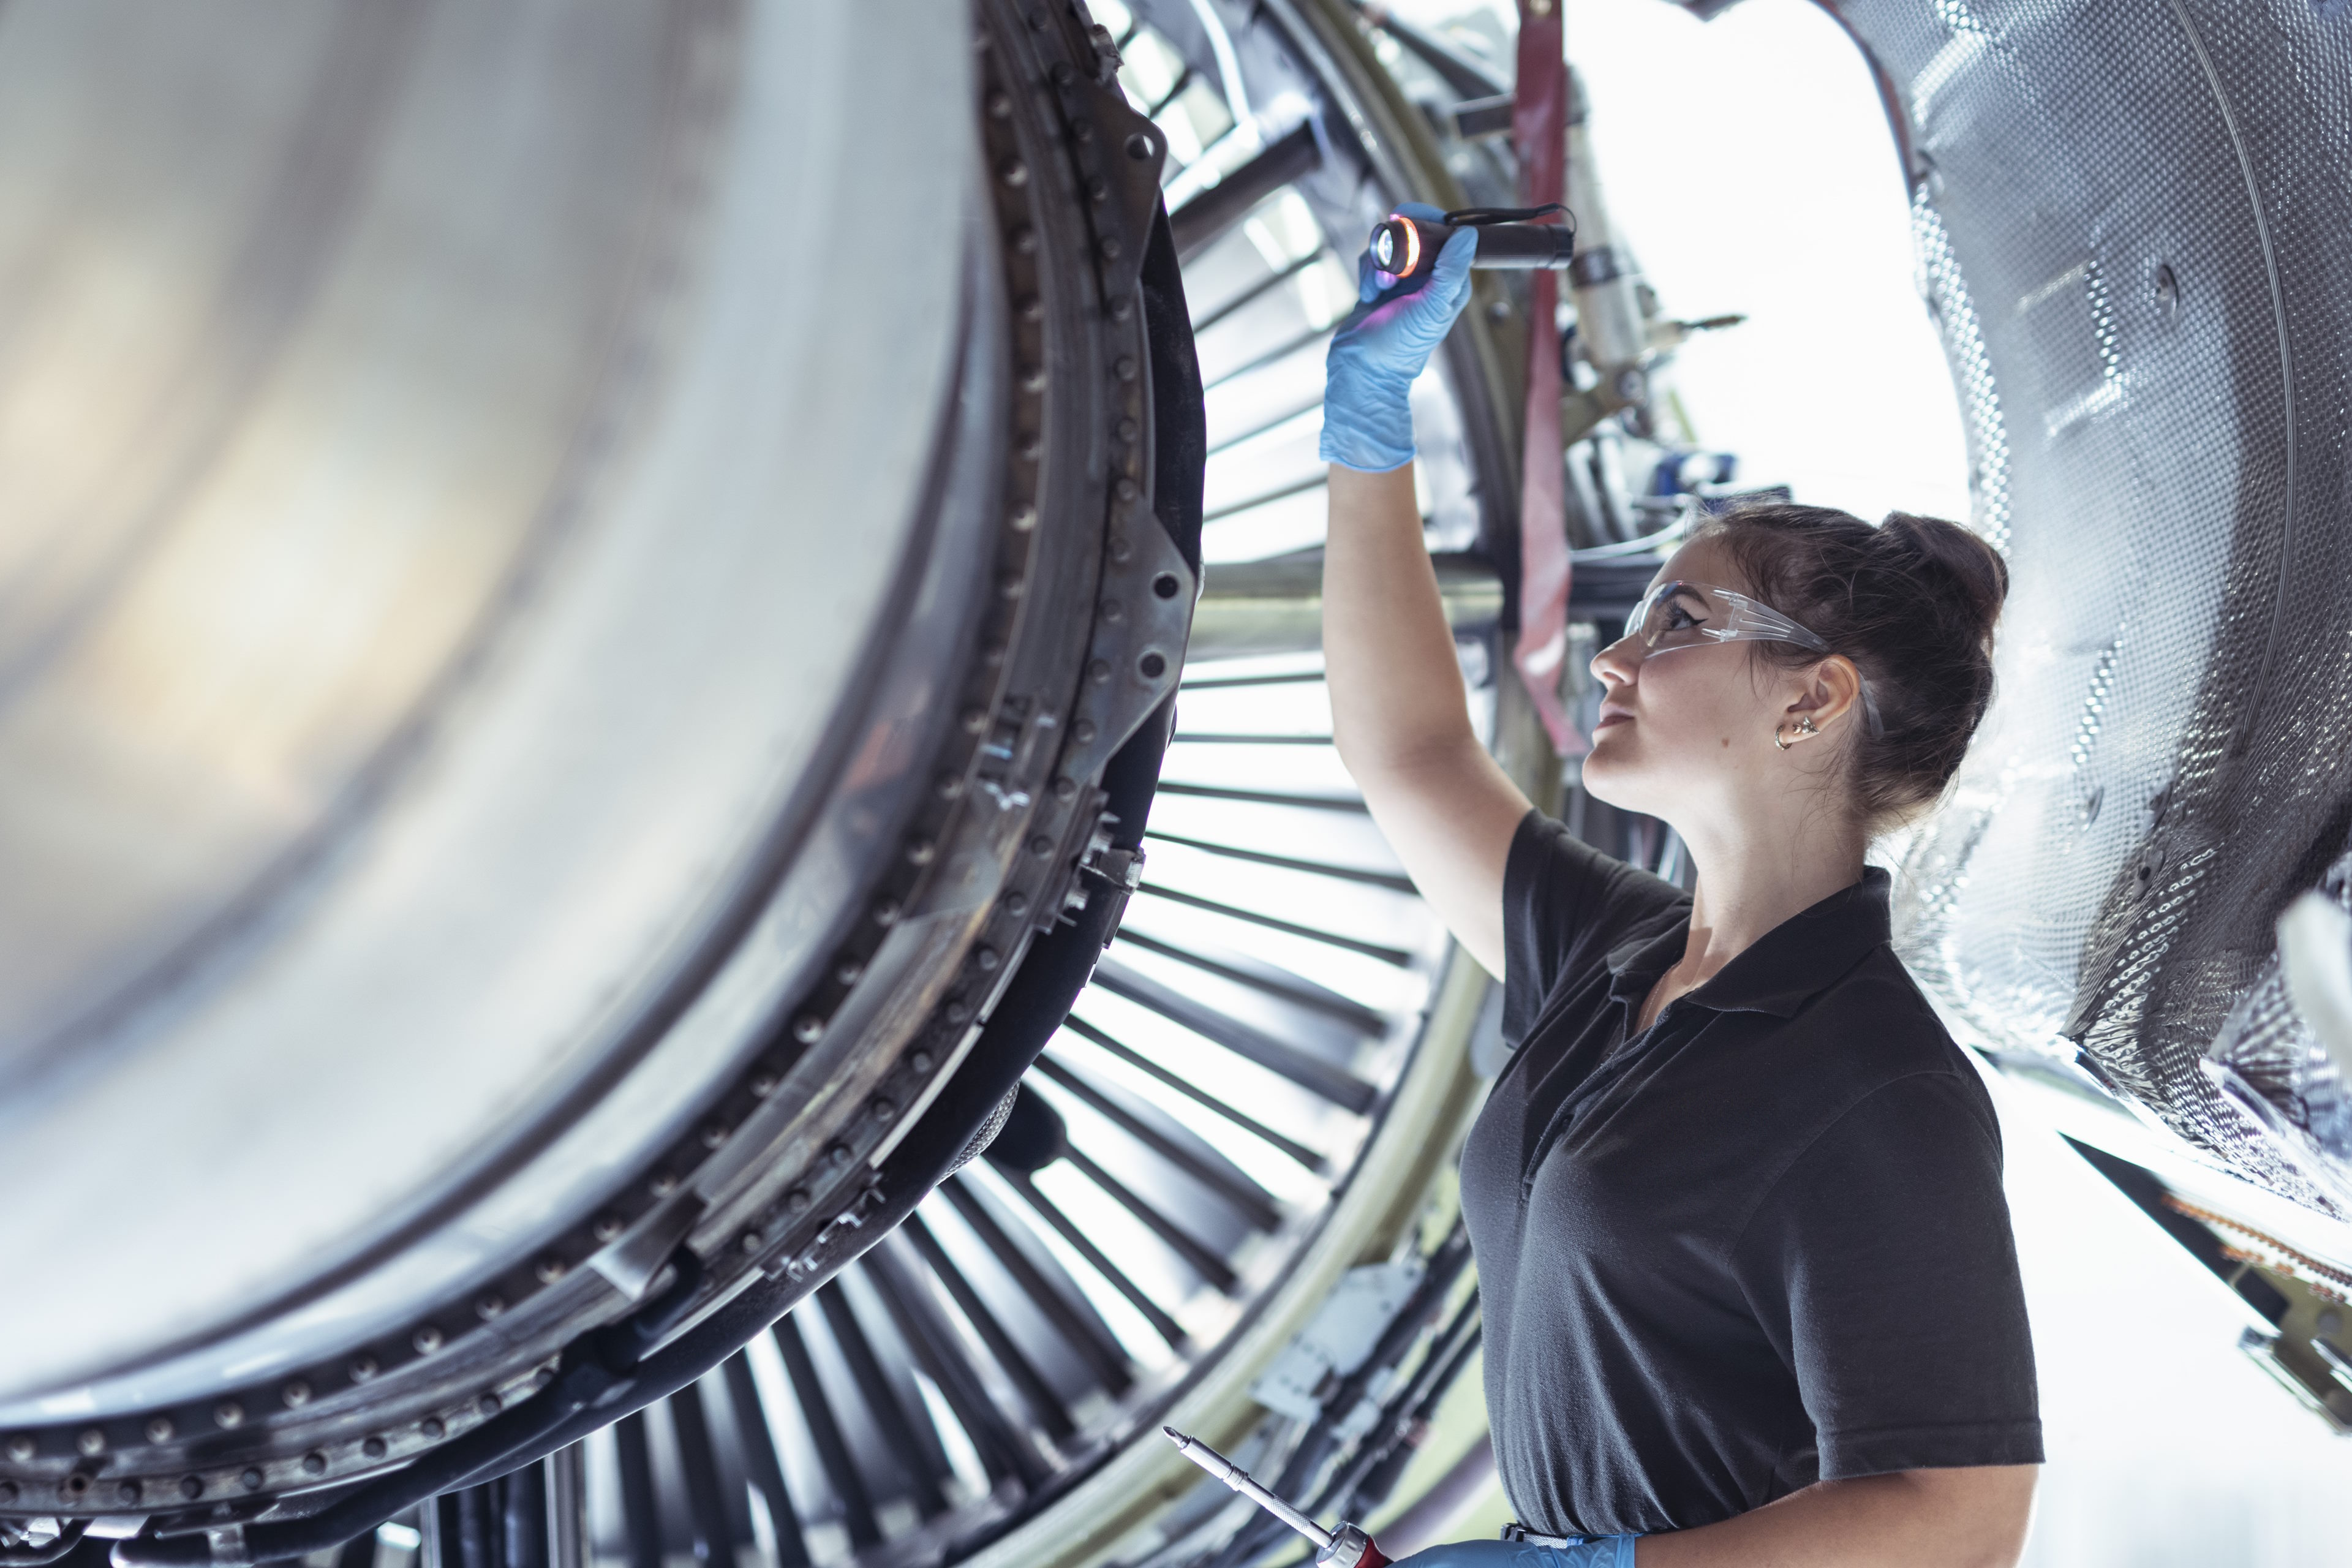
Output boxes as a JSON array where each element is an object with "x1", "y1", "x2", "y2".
[{"x1": 1693, "y1": 502, "x2": 2008, "y2": 834}]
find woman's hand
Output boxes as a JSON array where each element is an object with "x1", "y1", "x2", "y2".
[
  {"x1": 1319, "y1": 205, "x2": 1477, "y2": 472},
  {"x1": 1389, "y1": 1537, "x2": 1635, "y2": 1567}
]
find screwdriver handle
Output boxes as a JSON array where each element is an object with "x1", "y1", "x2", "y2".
[{"x1": 1318, "y1": 1523, "x2": 1390, "y2": 1568}]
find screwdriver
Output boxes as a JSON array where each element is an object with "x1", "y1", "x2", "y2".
[{"x1": 1163, "y1": 1427, "x2": 1392, "y2": 1567}]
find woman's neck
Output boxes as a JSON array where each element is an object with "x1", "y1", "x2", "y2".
[{"x1": 1667, "y1": 809, "x2": 1869, "y2": 994}]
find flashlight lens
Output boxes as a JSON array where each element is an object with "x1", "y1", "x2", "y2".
[{"x1": 1373, "y1": 228, "x2": 1395, "y2": 268}]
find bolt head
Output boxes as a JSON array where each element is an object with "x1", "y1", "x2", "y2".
[
  {"x1": 1009, "y1": 502, "x2": 1039, "y2": 532},
  {"x1": 906, "y1": 838, "x2": 937, "y2": 866},
  {"x1": 826, "y1": 1144, "x2": 854, "y2": 1169},
  {"x1": 420, "y1": 1417, "x2": 445, "y2": 1441},
  {"x1": 363, "y1": 1436, "x2": 388, "y2": 1460},
  {"x1": 76, "y1": 1429, "x2": 105, "y2": 1457},
  {"x1": 1028, "y1": 835, "x2": 1055, "y2": 857},
  {"x1": 1099, "y1": 237, "x2": 1123, "y2": 261},
  {"x1": 910, "y1": 1049, "x2": 934, "y2": 1072},
  {"x1": 179, "y1": 1476, "x2": 204, "y2": 1501},
  {"x1": 786, "y1": 1188, "x2": 813, "y2": 1214},
  {"x1": 592, "y1": 1213, "x2": 624, "y2": 1242},
  {"x1": 413, "y1": 1326, "x2": 444, "y2": 1355},
  {"x1": 302, "y1": 1452, "x2": 328, "y2": 1477},
  {"x1": 4, "y1": 1435, "x2": 32, "y2": 1461},
  {"x1": 1072, "y1": 720, "x2": 1097, "y2": 744},
  {"x1": 240, "y1": 1468, "x2": 265, "y2": 1493},
  {"x1": 974, "y1": 946, "x2": 1000, "y2": 972},
  {"x1": 871, "y1": 1099, "x2": 897, "y2": 1124},
  {"x1": 534, "y1": 1256, "x2": 568, "y2": 1284},
  {"x1": 475, "y1": 1295, "x2": 505, "y2": 1321},
  {"x1": 1087, "y1": 660, "x2": 1111, "y2": 684},
  {"x1": 1125, "y1": 132, "x2": 1155, "y2": 160},
  {"x1": 282, "y1": 1379, "x2": 312, "y2": 1408},
  {"x1": 146, "y1": 1417, "x2": 175, "y2": 1444},
  {"x1": 833, "y1": 958, "x2": 864, "y2": 987},
  {"x1": 117, "y1": 1480, "x2": 141, "y2": 1505},
  {"x1": 478, "y1": 1393, "x2": 502, "y2": 1417},
  {"x1": 794, "y1": 1014, "x2": 826, "y2": 1044},
  {"x1": 740, "y1": 1231, "x2": 764, "y2": 1255},
  {"x1": 986, "y1": 90, "x2": 1012, "y2": 118},
  {"x1": 214, "y1": 1402, "x2": 245, "y2": 1430}
]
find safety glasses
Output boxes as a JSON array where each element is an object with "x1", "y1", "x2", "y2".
[{"x1": 1621, "y1": 579, "x2": 1887, "y2": 739}]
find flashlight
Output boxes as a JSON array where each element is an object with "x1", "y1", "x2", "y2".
[
  {"x1": 1368, "y1": 203, "x2": 1577, "y2": 282},
  {"x1": 1164, "y1": 1427, "x2": 1392, "y2": 1568}
]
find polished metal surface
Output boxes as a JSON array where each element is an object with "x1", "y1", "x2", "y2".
[{"x1": 1, "y1": 0, "x2": 975, "y2": 1411}]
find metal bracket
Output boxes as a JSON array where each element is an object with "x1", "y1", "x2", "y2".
[
  {"x1": 1053, "y1": 508, "x2": 1194, "y2": 790},
  {"x1": 587, "y1": 1190, "x2": 707, "y2": 1302}
]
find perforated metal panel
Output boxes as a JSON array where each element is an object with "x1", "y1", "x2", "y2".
[{"x1": 1856, "y1": 0, "x2": 2352, "y2": 1212}]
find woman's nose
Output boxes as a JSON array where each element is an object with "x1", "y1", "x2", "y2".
[{"x1": 1591, "y1": 633, "x2": 1640, "y2": 687}]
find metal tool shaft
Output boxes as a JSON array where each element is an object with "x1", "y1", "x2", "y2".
[{"x1": 1163, "y1": 1427, "x2": 1334, "y2": 1550}]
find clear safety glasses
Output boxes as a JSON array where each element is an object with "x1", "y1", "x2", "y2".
[{"x1": 1621, "y1": 579, "x2": 1886, "y2": 739}]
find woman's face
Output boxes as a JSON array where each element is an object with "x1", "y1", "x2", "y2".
[{"x1": 1579, "y1": 535, "x2": 1800, "y2": 821}]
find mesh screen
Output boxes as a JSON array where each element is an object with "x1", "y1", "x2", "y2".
[{"x1": 1853, "y1": 0, "x2": 2352, "y2": 1212}]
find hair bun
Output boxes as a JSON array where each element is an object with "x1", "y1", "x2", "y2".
[{"x1": 1874, "y1": 511, "x2": 2007, "y2": 647}]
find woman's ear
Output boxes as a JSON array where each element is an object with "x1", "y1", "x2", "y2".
[{"x1": 1787, "y1": 656, "x2": 1865, "y2": 734}]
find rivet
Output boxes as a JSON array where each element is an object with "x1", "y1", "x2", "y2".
[
  {"x1": 1049, "y1": 61, "x2": 1073, "y2": 85},
  {"x1": 1054, "y1": 777, "x2": 1078, "y2": 801},
  {"x1": 1072, "y1": 720, "x2": 1097, "y2": 744},
  {"x1": 478, "y1": 1393, "x2": 502, "y2": 1417},
  {"x1": 179, "y1": 1476, "x2": 203, "y2": 1501},
  {"x1": 910, "y1": 1049, "x2": 935, "y2": 1072},
  {"x1": 1115, "y1": 417, "x2": 1139, "y2": 440},
  {"x1": 76, "y1": 1429, "x2": 105, "y2": 1457},
  {"x1": 1009, "y1": 502, "x2": 1039, "y2": 532},
  {"x1": 1028, "y1": 835, "x2": 1055, "y2": 858},
  {"x1": 1011, "y1": 225, "x2": 1037, "y2": 255},
  {"x1": 1087, "y1": 660, "x2": 1111, "y2": 684},
  {"x1": 1017, "y1": 295, "x2": 1043, "y2": 321},
  {"x1": 1018, "y1": 435, "x2": 1042, "y2": 461},
  {"x1": 871, "y1": 1098, "x2": 897, "y2": 1123},
  {"x1": 794, "y1": 1014, "x2": 826, "y2": 1044},
  {"x1": 1006, "y1": 891, "x2": 1031, "y2": 919},
  {"x1": 1109, "y1": 534, "x2": 1133, "y2": 562},
  {"x1": 740, "y1": 1230, "x2": 764, "y2": 1255},
  {"x1": 999, "y1": 569, "x2": 1026, "y2": 599},
  {"x1": 1021, "y1": 366, "x2": 1049, "y2": 393},
  {"x1": 1073, "y1": 119, "x2": 1095, "y2": 142},
  {"x1": 117, "y1": 1480, "x2": 141, "y2": 1506},
  {"x1": 1114, "y1": 477, "x2": 1139, "y2": 502},
  {"x1": 1109, "y1": 295, "x2": 1134, "y2": 321},
  {"x1": 1099, "y1": 238, "x2": 1123, "y2": 262},
  {"x1": 240, "y1": 1468, "x2": 265, "y2": 1493},
  {"x1": 700, "y1": 1123, "x2": 728, "y2": 1150},
  {"x1": 962, "y1": 707, "x2": 990, "y2": 734},
  {"x1": 945, "y1": 999, "x2": 972, "y2": 1023},
  {"x1": 873, "y1": 897, "x2": 902, "y2": 927},
  {"x1": 475, "y1": 1295, "x2": 505, "y2": 1321},
  {"x1": 420, "y1": 1417, "x2": 445, "y2": 1441},
  {"x1": 1088, "y1": 178, "x2": 1109, "y2": 203},
  {"x1": 534, "y1": 1256, "x2": 567, "y2": 1284},
  {"x1": 214, "y1": 1403, "x2": 245, "y2": 1431},
  {"x1": 302, "y1": 1452, "x2": 327, "y2": 1477},
  {"x1": 1125, "y1": 132, "x2": 1155, "y2": 160},
  {"x1": 750, "y1": 1068, "x2": 780, "y2": 1098},
  {"x1": 982, "y1": 641, "x2": 1008, "y2": 668},
  {"x1": 282, "y1": 1379, "x2": 312, "y2": 1408},
  {"x1": 146, "y1": 1417, "x2": 175, "y2": 1444},
  {"x1": 986, "y1": 90, "x2": 1012, "y2": 118},
  {"x1": 592, "y1": 1213, "x2": 624, "y2": 1243},
  {"x1": 4, "y1": 1435, "x2": 32, "y2": 1461},
  {"x1": 907, "y1": 839, "x2": 937, "y2": 865},
  {"x1": 786, "y1": 1188, "x2": 813, "y2": 1214},
  {"x1": 998, "y1": 157, "x2": 1028, "y2": 187},
  {"x1": 826, "y1": 1144, "x2": 854, "y2": 1169},
  {"x1": 413, "y1": 1326, "x2": 443, "y2": 1355},
  {"x1": 1114, "y1": 356, "x2": 1138, "y2": 382},
  {"x1": 834, "y1": 959, "x2": 864, "y2": 987},
  {"x1": 1101, "y1": 598, "x2": 1126, "y2": 626},
  {"x1": 350, "y1": 1355, "x2": 380, "y2": 1382},
  {"x1": 649, "y1": 1171, "x2": 679, "y2": 1197},
  {"x1": 1140, "y1": 652, "x2": 1169, "y2": 680},
  {"x1": 974, "y1": 947, "x2": 1000, "y2": 972},
  {"x1": 936, "y1": 772, "x2": 967, "y2": 801},
  {"x1": 363, "y1": 1436, "x2": 388, "y2": 1461}
]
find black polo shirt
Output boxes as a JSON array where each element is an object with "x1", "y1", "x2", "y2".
[{"x1": 1460, "y1": 811, "x2": 2041, "y2": 1539}]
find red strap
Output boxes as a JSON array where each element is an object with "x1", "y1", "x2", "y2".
[{"x1": 1509, "y1": 0, "x2": 1585, "y2": 758}]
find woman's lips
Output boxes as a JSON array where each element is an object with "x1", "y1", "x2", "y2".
[{"x1": 1594, "y1": 711, "x2": 1631, "y2": 729}]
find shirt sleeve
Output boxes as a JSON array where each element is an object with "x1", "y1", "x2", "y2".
[
  {"x1": 1501, "y1": 810, "x2": 1686, "y2": 1049},
  {"x1": 1730, "y1": 1071, "x2": 2044, "y2": 1479}
]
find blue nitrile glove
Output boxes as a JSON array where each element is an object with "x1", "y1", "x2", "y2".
[
  {"x1": 1389, "y1": 1535, "x2": 1639, "y2": 1568},
  {"x1": 1319, "y1": 202, "x2": 1478, "y2": 472}
]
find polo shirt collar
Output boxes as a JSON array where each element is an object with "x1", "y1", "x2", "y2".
[{"x1": 1604, "y1": 867, "x2": 1893, "y2": 1019}]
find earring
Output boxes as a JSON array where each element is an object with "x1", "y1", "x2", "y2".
[{"x1": 1774, "y1": 714, "x2": 1819, "y2": 751}]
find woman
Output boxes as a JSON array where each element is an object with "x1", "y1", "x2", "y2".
[{"x1": 1320, "y1": 223, "x2": 2042, "y2": 1567}]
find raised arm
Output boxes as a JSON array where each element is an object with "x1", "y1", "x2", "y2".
[{"x1": 1317, "y1": 221, "x2": 1531, "y2": 978}]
